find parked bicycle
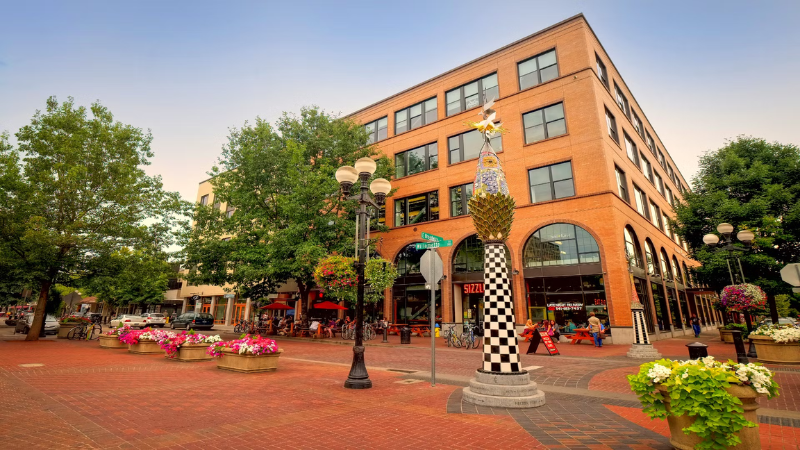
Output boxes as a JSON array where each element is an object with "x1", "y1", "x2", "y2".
[
  {"x1": 233, "y1": 319, "x2": 249, "y2": 334},
  {"x1": 444, "y1": 325, "x2": 461, "y2": 348},
  {"x1": 68, "y1": 321, "x2": 102, "y2": 340},
  {"x1": 461, "y1": 324, "x2": 480, "y2": 349}
]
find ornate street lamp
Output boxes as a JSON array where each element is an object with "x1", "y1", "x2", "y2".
[{"x1": 336, "y1": 157, "x2": 390, "y2": 389}]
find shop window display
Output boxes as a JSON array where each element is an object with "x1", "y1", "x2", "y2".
[
  {"x1": 523, "y1": 223, "x2": 599, "y2": 267},
  {"x1": 525, "y1": 275, "x2": 607, "y2": 328}
]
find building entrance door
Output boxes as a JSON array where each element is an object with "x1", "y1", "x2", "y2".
[
  {"x1": 201, "y1": 303, "x2": 211, "y2": 314},
  {"x1": 233, "y1": 303, "x2": 247, "y2": 322}
]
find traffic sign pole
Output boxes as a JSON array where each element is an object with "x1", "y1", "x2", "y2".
[{"x1": 430, "y1": 248, "x2": 436, "y2": 387}]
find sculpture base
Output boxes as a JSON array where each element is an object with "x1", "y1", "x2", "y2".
[
  {"x1": 626, "y1": 343, "x2": 662, "y2": 359},
  {"x1": 462, "y1": 370, "x2": 546, "y2": 409}
]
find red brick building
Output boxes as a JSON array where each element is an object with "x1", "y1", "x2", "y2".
[{"x1": 348, "y1": 14, "x2": 720, "y2": 343}]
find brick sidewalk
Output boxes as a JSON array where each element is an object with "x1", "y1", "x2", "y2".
[{"x1": 0, "y1": 336, "x2": 797, "y2": 449}]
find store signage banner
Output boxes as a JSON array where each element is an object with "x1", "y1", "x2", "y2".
[{"x1": 525, "y1": 331, "x2": 560, "y2": 356}]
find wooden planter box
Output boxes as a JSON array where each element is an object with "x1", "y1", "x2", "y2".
[
  {"x1": 128, "y1": 339, "x2": 163, "y2": 355},
  {"x1": 216, "y1": 348, "x2": 283, "y2": 373},
  {"x1": 99, "y1": 334, "x2": 127, "y2": 349},
  {"x1": 719, "y1": 328, "x2": 735, "y2": 343},
  {"x1": 171, "y1": 343, "x2": 213, "y2": 362},
  {"x1": 658, "y1": 385, "x2": 761, "y2": 450},
  {"x1": 57, "y1": 323, "x2": 81, "y2": 339},
  {"x1": 750, "y1": 334, "x2": 800, "y2": 364}
]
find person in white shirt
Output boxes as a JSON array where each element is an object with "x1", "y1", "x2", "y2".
[{"x1": 309, "y1": 320, "x2": 320, "y2": 332}]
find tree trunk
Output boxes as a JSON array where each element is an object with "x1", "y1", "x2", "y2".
[
  {"x1": 25, "y1": 281, "x2": 52, "y2": 341},
  {"x1": 297, "y1": 281, "x2": 310, "y2": 320},
  {"x1": 767, "y1": 293, "x2": 779, "y2": 323}
]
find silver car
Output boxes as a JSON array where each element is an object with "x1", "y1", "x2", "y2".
[
  {"x1": 141, "y1": 313, "x2": 166, "y2": 328},
  {"x1": 109, "y1": 314, "x2": 146, "y2": 329},
  {"x1": 15, "y1": 314, "x2": 60, "y2": 335}
]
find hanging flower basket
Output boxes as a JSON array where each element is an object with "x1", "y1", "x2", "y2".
[
  {"x1": 749, "y1": 325, "x2": 800, "y2": 364},
  {"x1": 719, "y1": 284, "x2": 767, "y2": 313},
  {"x1": 209, "y1": 335, "x2": 282, "y2": 373},
  {"x1": 313, "y1": 255, "x2": 357, "y2": 303},
  {"x1": 628, "y1": 357, "x2": 779, "y2": 450}
]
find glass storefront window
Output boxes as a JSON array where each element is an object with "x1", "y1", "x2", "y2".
[
  {"x1": 393, "y1": 285, "x2": 440, "y2": 323},
  {"x1": 452, "y1": 235, "x2": 511, "y2": 273},
  {"x1": 525, "y1": 275, "x2": 606, "y2": 328},
  {"x1": 666, "y1": 287, "x2": 683, "y2": 329},
  {"x1": 650, "y1": 282, "x2": 670, "y2": 331},
  {"x1": 523, "y1": 223, "x2": 600, "y2": 267}
]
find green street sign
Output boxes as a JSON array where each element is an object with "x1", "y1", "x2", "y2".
[
  {"x1": 415, "y1": 240, "x2": 452, "y2": 250},
  {"x1": 421, "y1": 232, "x2": 443, "y2": 242}
]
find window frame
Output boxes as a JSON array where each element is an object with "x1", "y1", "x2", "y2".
[
  {"x1": 528, "y1": 161, "x2": 575, "y2": 204},
  {"x1": 605, "y1": 107, "x2": 618, "y2": 143},
  {"x1": 632, "y1": 110, "x2": 644, "y2": 138},
  {"x1": 522, "y1": 101, "x2": 567, "y2": 145},
  {"x1": 445, "y1": 72, "x2": 499, "y2": 117},
  {"x1": 364, "y1": 116, "x2": 388, "y2": 144},
  {"x1": 641, "y1": 155, "x2": 653, "y2": 183},
  {"x1": 200, "y1": 195, "x2": 209, "y2": 206},
  {"x1": 447, "y1": 129, "x2": 502, "y2": 165},
  {"x1": 649, "y1": 201, "x2": 662, "y2": 229},
  {"x1": 393, "y1": 190, "x2": 440, "y2": 227},
  {"x1": 615, "y1": 166, "x2": 629, "y2": 203},
  {"x1": 394, "y1": 142, "x2": 439, "y2": 179},
  {"x1": 645, "y1": 131, "x2": 656, "y2": 155},
  {"x1": 449, "y1": 182, "x2": 473, "y2": 218},
  {"x1": 517, "y1": 48, "x2": 559, "y2": 91},
  {"x1": 633, "y1": 184, "x2": 649, "y2": 219},
  {"x1": 595, "y1": 54, "x2": 609, "y2": 88},
  {"x1": 654, "y1": 172, "x2": 664, "y2": 195},
  {"x1": 614, "y1": 82, "x2": 630, "y2": 118},
  {"x1": 624, "y1": 132, "x2": 640, "y2": 168},
  {"x1": 394, "y1": 97, "x2": 438, "y2": 135}
]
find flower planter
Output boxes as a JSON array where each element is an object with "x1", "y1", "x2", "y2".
[
  {"x1": 99, "y1": 334, "x2": 127, "y2": 349},
  {"x1": 658, "y1": 385, "x2": 762, "y2": 450},
  {"x1": 750, "y1": 334, "x2": 800, "y2": 364},
  {"x1": 171, "y1": 343, "x2": 213, "y2": 362},
  {"x1": 57, "y1": 323, "x2": 81, "y2": 339},
  {"x1": 128, "y1": 339, "x2": 163, "y2": 355},
  {"x1": 719, "y1": 328, "x2": 735, "y2": 343},
  {"x1": 216, "y1": 348, "x2": 283, "y2": 373}
]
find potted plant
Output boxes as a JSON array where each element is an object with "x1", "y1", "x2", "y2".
[
  {"x1": 160, "y1": 330, "x2": 221, "y2": 362},
  {"x1": 628, "y1": 356, "x2": 779, "y2": 450},
  {"x1": 121, "y1": 328, "x2": 174, "y2": 355},
  {"x1": 749, "y1": 324, "x2": 800, "y2": 364},
  {"x1": 208, "y1": 334, "x2": 282, "y2": 373},
  {"x1": 58, "y1": 317, "x2": 91, "y2": 339},
  {"x1": 99, "y1": 324, "x2": 130, "y2": 349},
  {"x1": 719, "y1": 284, "x2": 768, "y2": 336},
  {"x1": 718, "y1": 323, "x2": 749, "y2": 344}
]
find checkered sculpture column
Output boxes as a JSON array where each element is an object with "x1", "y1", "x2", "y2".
[{"x1": 482, "y1": 242, "x2": 521, "y2": 373}]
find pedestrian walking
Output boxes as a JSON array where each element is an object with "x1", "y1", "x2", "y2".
[
  {"x1": 691, "y1": 314, "x2": 701, "y2": 337},
  {"x1": 588, "y1": 312, "x2": 603, "y2": 347}
]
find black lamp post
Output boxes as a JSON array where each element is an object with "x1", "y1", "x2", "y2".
[{"x1": 335, "y1": 157, "x2": 391, "y2": 390}]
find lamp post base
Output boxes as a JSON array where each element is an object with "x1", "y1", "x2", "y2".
[{"x1": 344, "y1": 345, "x2": 372, "y2": 390}]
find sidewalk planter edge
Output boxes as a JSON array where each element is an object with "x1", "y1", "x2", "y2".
[
  {"x1": 57, "y1": 323, "x2": 81, "y2": 339},
  {"x1": 750, "y1": 334, "x2": 800, "y2": 364},
  {"x1": 216, "y1": 348, "x2": 283, "y2": 373},
  {"x1": 128, "y1": 339, "x2": 163, "y2": 354},
  {"x1": 99, "y1": 334, "x2": 127, "y2": 349},
  {"x1": 718, "y1": 328, "x2": 734, "y2": 344},
  {"x1": 172, "y1": 343, "x2": 214, "y2": 362}
]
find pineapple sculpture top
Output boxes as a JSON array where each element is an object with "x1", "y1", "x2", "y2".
[{"x1": 467, "y1": 100, "x2": 515, "y2": 243}]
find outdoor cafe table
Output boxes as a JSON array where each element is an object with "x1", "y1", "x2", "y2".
[
  {"x1": 387, "y1": 323, "x2": 430, "y2": 337},
  {"x1": 570, "y1": 328, "x2": 595, "y2": 345}
]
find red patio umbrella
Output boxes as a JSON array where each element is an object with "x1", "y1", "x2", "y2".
[
  {"x1": 261, "y1": 303, "x2": 293, "y2": 310},
  {"x1": 313, "y1": 301, "x2": 348, "y2": 310}
]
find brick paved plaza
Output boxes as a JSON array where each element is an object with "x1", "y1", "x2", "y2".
[{"x1": 1, "y1": 326, "x2": 799, "y2": 449}]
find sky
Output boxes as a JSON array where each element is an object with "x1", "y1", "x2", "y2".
[{"x1": 2, "y1": 0, "x2": 799, "y2": 203}]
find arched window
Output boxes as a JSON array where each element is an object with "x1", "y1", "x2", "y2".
[
  {"x1": 523, "y1": 223, "x2": 600, "y2": 268},
  {"x1": 395, "y1": 243, "x2": 426, "y2": 276},
  {"x1": 645, "y1": 239, "x2": 659, "y2": 276},
  {"x1": 682, "y1": 262, "x2": 692, "y2": 287},
  {"x1": 452, "y1": 234, "x2": 511, "y2": 273},
  {"x1": 659, "y1": 249, "x2": 672, "y2": 281},
  {"x1": 624, "y1": 227, "x2": 643, "y2": 269},
  {"x1": 672, "y1": 256, "x2": 683, "y2": 285}
]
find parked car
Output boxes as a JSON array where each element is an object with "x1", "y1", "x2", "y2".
[
  {"x1": 109, "y1": 315, "x2": 146, "y2": 329},
  {"x1": 142, "y1": 313, "x2": 166, "y2": 328},
  {"x1": 15, "y1": 314, "x2": 60, "y2": 335},
  {"x1": 170, "y1": 312, "x2": 214, "y2": 330}
]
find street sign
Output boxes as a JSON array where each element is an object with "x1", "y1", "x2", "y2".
[
  {"x1": 224, "y1": 293, "x2": 235, "y2": 299},
  {"x1": 780, "y1": 263, "x2": 800, "y2": 287},
  {"x1": 420, "y1": 251, "x2": 443, "y2": 284},
  {"x1": 415, "y1": 240, "x2": 452, "y2": 250},
  {"x1": 421, "y1": 232, "x2": 443, "y2": 242}
]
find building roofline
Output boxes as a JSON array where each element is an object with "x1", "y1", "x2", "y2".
[{"x1": 344, "y1": 13, "x2": 587, "y2": 119}]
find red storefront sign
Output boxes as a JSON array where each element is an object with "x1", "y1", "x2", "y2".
[
  {"x1": 525, "y1": 331, "x2": 560, "y2": 356},
  {"x1": 462, "y1": 283, "x2": 484, "y2": 294}
]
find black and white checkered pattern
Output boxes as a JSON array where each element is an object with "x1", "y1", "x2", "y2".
[{"x1": 482, "y1": 243, "x2": 521, "y2": 373}]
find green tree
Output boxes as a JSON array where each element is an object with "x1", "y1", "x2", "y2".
[
  {"x1": 183, "y1": 107, "x2": 392, "y2": 316},
  {"x1": 0, "y1": 97, "x2": 189, "y2": 340},
  {"x1": 672, "y1": 137, "x2": 800, "y2": 319}
]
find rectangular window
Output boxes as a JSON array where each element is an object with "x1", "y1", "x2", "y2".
[
  {"x1": 646, "y1": 131, "x2": 655, "y2": 154},
  {"x1": 596, "y1": 54, "x2": 608, "y2": 88},
  {"x1": 649, "y1": 201, "x2": 661, "y2": 229},
  {"x1": 395, "y1": 143, "x2": 438, "y2": 178},
  {"x1": 518, "y1": 49, "x2": 558, "y2": 90},
  {"x1": 614, "y1": 82, "x2": 630, "y2": 117},
  {"x1": 448, "y1": 129, "x2": 502, "y2": 164},
  {"x1": 450, "y1": 183, "x2": 473, "y2": 217},
  {"x1": 624, "y1": 133, "x2": 639, "y2": 167},
  {"x1": 370, "y1": 205, "x2": 386, "y2": 230},
  {"x1": 662, "y1": 211, "x2": 671, "y2": 236},
  {"x1": 615, "y1": 166, "x2": 629, "y2": 203},
  {"x1": 446, "y1": 73, "x2": 499, "y2": 116},
  {"x1": 522, "y1": 102, "x2": 566, "y2": 144},
  {"x1": 654, "y1": 172, "x2": 664, "y2": 195},
  {"x1": 200, "y1": 195, "x2": 209, "y2": 206},
  {"x1": 632, "y1": 111, "x2": 643, "y2": 138},
  {"x1": 657, "y1": 148, "x2": 665, "y2": 168},
  {"x1": 667, "y1": 165, "x2": 675, "y2": 183},
  {"x1": 226, "y1": 205, "x2": 235, "y2": 218},
  {"x1": 395, "y1": 97, "x2": 437, "y2": 134},
  {"x1": 605, "y1": 108, "x2": 618, "y2": 142},
  {"x1": 394, "y1": 191, "x2": 439, "y2": 226},
  {"x1": 528, "y1": 161, "x2": 575, "y2": 204},
  {"x1": 633, "y1": 184, "x2": 648, "y2": 218},
  {"x1": 641, "y1": 156, "x2": 653, "y2": 183},
  {"x1": 665, "y1": 187, "x2": 674, "y2": 206},
  {"x1": 365, "y1": 117, "x2": 388, "y2": 144}
]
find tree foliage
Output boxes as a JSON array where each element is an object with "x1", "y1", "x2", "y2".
[
  {"x1": 183, "y1": 107, "x2": 392, "y2": 315},
  {"x1": 673, "y1": 137, "x2": 800, "y2": 300},
  {"x1": 0, "y1": 97, "x2": 189, "y2": 340}
]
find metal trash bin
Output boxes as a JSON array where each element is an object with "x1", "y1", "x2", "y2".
[
  {"x1": 400, "y1": 326, "x2": 411, "y2": 344},
  {"x1": 686, "y1": 341, "x2": 709, "y2": 360}
]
